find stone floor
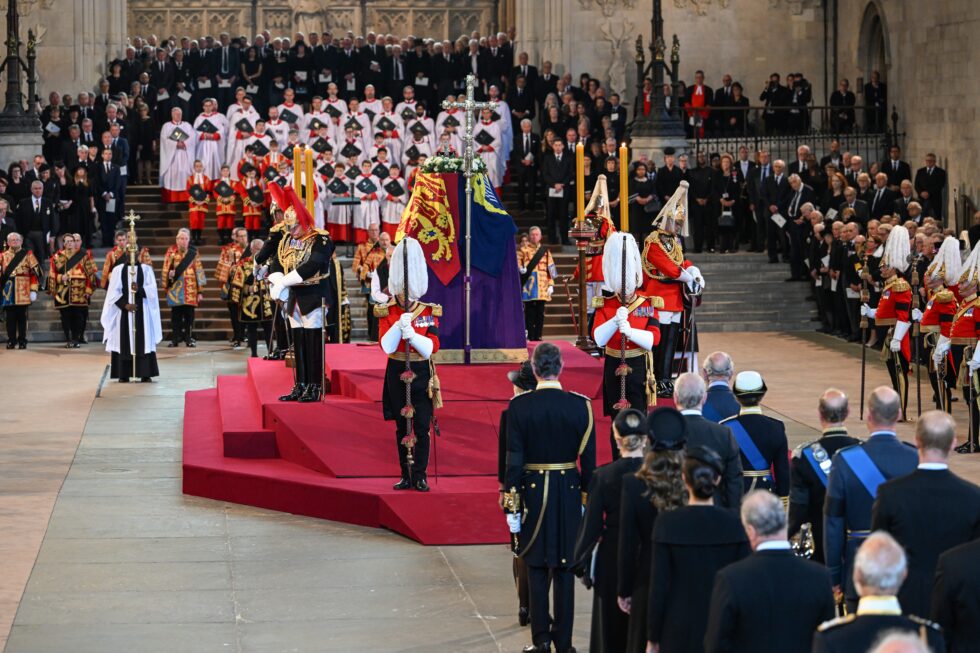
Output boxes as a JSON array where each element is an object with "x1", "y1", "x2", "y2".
[{"x1": 2, "y1": 333, "x2": 979, "y2": 652}]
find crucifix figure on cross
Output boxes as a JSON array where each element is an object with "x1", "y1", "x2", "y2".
[{"x1": 440, "y1": 74, "x2": 498, "y2": 363}]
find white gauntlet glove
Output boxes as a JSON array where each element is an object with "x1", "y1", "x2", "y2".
[
  {"x1": 911, "y1": 308, "x2": 923, "y2": 322},
  {"x1": 506, "y1": 513, "x2": 521, "y2": 533},
  {"x1": 860, "y1": 303, "x2": 877, "y2": 319}
]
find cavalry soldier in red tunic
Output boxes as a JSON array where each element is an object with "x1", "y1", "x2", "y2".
[
  {"x1": 572, "y1": 175, "x2": 617, "y2": 334},
  {"x1": 642, "y1": 180, "x2": 705, "y2": 397},
  {"x1": 919, "y1": 236, "x2": 960, "y2": 412},
  {"x1": 375, "y1": 236, "x2": 442, "y2": 492},
  {"x1": 861, "y1": 225, "x2": 913, "y2": 417},
  {"x1": 591, "y1": 231, "x2": 662, "y2": 457}
]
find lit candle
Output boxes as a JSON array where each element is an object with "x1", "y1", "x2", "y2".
[
  {"x1": 575, "y1": 142, "x2": 585, "y2": 221},
  {"x1": 304, "y1": 147, "x2": 315, "y2": 217},
  {"x1": 293, "y1": 144, "x2": 303, "y2": 197},
  {"x1": 619, "y1": 143, "x2": 629, "y2": 233}
]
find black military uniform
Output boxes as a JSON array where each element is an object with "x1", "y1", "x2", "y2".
[
  {"x1": 254, "y1": 221, "x2": 289, "y2": 359},
  {"x1": 720, "y1": 406, "x2": 790, "y2": 500},
  {"x1": 268, "y1": 226, "x2": 334, "y2": 402},
  {"x1": 871, "y1": 467, "x2": 980, "y2": 617},
  {"x1": 788, "y1": 426, "x2": 861, "y2": 564},
  {"x1": 932, "y1": 538, "x2": 980, "y2": 653},
  {"x1": 813, "y1": 597, "x2": 945, "y2": 653},
  {"x1": 505, "y1": 380, "x2": 597, "y2": 653},
  {"x1": 823, "y1": 432, "x2": 918, "y2": 612}
]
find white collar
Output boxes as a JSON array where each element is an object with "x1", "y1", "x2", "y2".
[
  {"x1": 536, "y1": 380, "x2": 562, "y2": 390},
  {"x1": 680, "y1": 409, "x2": 702, "y2": 416},
  {"x1": 708, "y1": 381, "x2": 730, "y2": 389},
  {"x1": 856, "y1": 596, "x2": 902, "y2": 616},
  {"x1": 918, "y1": 462, "x2": 949, "y2": 470},
  {"x1": 756, "y1": 540, "x2": 792, "y2": 551},
  {"x1": 739, "y1": 406, "x2": 764, "y2": 416}
]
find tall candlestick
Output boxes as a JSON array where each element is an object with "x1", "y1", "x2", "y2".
[
  {"x1": 575, "y1": 142, "x2": 585, "y2": 222},
  {"x1": 304, "y1": 148, "x2": 315, "y2": 217},
  {"x1": 619, "y1": 143, "x2": 629, "y2": 233},
  {"x1": 293, "y1": 145, "x2": 303, "y2": 197}
]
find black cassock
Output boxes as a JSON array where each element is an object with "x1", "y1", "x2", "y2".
[{"x1": 109, "y1": 264, "x2": 159, "y2": 380}]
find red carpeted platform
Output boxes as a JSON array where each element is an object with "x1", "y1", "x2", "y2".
[{"x1": 182, "y1": 341, "x2": 617, "y2": 545}]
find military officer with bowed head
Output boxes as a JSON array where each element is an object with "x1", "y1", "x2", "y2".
[
  {"x1": 504, "y1": 342, "x2": 597, "y2": 653},
  {"x1": 918, "y1": 236, "x2": 960, "y2": 412},
  {"x1": 934, "y1": 240, "x2": 980, "y2": 453},
  {"x1": 572, "y1": 408, "x2": 647, "y2": 653},
  {"x1": 591, "y1": 231, "x2": 662, "y2": 457},
  {"x1": 720, "y1": 371, "x2": 790, "y2": 503},
  {"x1": 376, "y1": 236, "x2": 442, "y2": 492},
  {"x1": 823, "y1": 385, "x2": 918, "y2": 614},
  {"x1": 814, "y1": 531, "x2": 945, "y2": 653},
  {"x1": 788, "y1": 388, "x2": 860, "y2": 564},
  {"x1": 860, "y1": 225, "x2": 913, "y2": 417},
  {"x1": 267, "y1": 187, "x2": 334, "y2": 403}
]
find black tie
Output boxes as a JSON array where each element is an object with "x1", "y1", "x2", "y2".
[
  {"x1": 525, "y1": 134, "x2": 530, "y2": 152},
  {"x1": 222, "y1": 48, "x2": 228, "y2": 73},
  {"x1": 873, "y1": 189, "x2": 882, "y2": 210},
  {"x1": 105, "y1": 163, "x2": 110, "y2": 174},
  {"x1": 34, "y1": 200, "x2": 39, "y2": 213}
]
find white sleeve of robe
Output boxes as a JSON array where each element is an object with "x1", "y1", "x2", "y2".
[
  {"x1": 159, "y1": 122, "x2": 198, "y2": 190},
  {"x1": 101, "y1": 264, "x2": 163, "y2": 354}
]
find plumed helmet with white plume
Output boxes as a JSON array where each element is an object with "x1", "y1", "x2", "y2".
[
  {"x1": 389, "y1": 236, "x2": 428, "y2": 300},
  {"x1": 926, "y1": 236, "x2": 962, "y2": 285},
  {"x1": 652, "y1": 180, "x2": 689, "y2": 238},
  {"x1": 881, "y1": 225, "x2": 910, "y2": 274},
  {"x1": 958, "y1": 241, "x2": 980, "y2": 288},
  {"x1": 602, "y1": 232, "x2": 643, "y2": 296}
]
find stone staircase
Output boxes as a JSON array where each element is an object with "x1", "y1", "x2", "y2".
[{"x1": 17, "y1": 182, "x2": 816, "y2": 344}]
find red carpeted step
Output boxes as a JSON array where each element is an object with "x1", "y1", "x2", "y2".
[{"x1": 216, "y1": 376, "x2": 278, "y2": 458}]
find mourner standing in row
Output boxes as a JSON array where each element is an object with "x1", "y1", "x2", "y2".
[
  {"x1": 1, "y1": 232, "x2": 40, "y2": 349},
  {"x1": 49, "y1": 233, "x2": 98, "y2": 348},
  {"x1": 162, "y1": 227, "x2": 206, "y2": 347}
]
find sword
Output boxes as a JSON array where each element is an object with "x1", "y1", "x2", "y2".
[{"x1": 859, "y1": 243, "x2": 869, "y2": 420}]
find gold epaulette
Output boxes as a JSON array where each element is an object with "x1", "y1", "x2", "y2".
[
  {"x1": 891, "y1": 279, "x2": 911, "y2": 293},
  {"x1": 419, "y1": 301, "x2": 443, "y2": 317},
  {"x1": 817, "y1": 614, "x2": 856, "y2": 632},
  {"x1": 644, "y1": 294, "x2": 665, "y2": 309},
  {"x1": 569, "y1": 391, "x2": 591, "y2": 401},
  {"x1": 591, "y1": 295, "x2": 605, "y2": 309},
  {"x1": 373, "y1": 299, "x2": 395, "y2": 318},
  {"x1": 935, "y1": 289, "x2": 955, "y2": 304},
  {"x1": 270, "y1": 222, "x2": 288, "y2": 233}
]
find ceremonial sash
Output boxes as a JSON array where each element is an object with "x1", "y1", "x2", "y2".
[
  {"x1": 0, "y1": 249, "x2": 29, "y2": 288},
  {"x1": 520, "y1": 246, "x2": 547, "y2": 285},
  {"x1": 701, "y1": 401, "x2": 721, "y2": 422},
  {"x1": 728, "y1": 418, "x2": 771, "y2": 477},
  {"x1": 802, "y1": 447, "x2": 829, "y2": 487},
  {"x1": 839, "y1": 446, "x2": 887, "y2": 498},
  {"x1": 168, "y1": 248, "x2": 198, "y2": 289},
  {"x1": 57, "y1": 250, "x2": 86, "y2": 276}
]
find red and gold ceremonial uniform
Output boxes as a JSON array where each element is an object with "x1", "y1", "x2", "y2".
[
  {"x1": 591, "y1": 294, "x2": 663, "y2": 415},
  {"x1": 102, "y1": 246, "x2": 152, "y2": 289},
  {"x1": 162, "y1": 245, "x2": 206, "y2": 307},
  {"x1": 573, "y1": 217, "x2": 616, "y2": 284},
  {"x1": 216, "y1": 242, "x2": 244, "y2": 288},
  {"x1": 376, "y1": 300, "x2": 442, "y2": 482},
  {"x1": 213, "y1": 176, "x2": 237, "y2": 231},
  {"x1": 186, "y1": 172, "x2": 211, "y2": 230},
  {"x1": 948, "y1": 292, "x2": 980, "y2": 443},
  {"x1": 50, "y1": 248, "x2": 98, "y2": 308},
  {"x1": 641, "y1": 230, "x2": 693, "y2": 313},
  {"x1": 0, "y1": 247, "x2": 39, "y2": 306},
  {"x1": 874, "y1": 275, "x2": 913, "y2": 411},
  {"x1": 237, "y1": 177, "x2": 265, "y2": 232},
  {"x1": 921, "y1": 288, "x2": 957, "y2": 338}
]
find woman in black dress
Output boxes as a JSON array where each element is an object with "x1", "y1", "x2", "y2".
[
  {"x1": 822, "y1": 170, "x2": 848, "y2": 216},
  {"x1": 240, "y1": 46, "x2": 264, "y2": 111},
  {"x1": 572, "y1": 409, "x2": 648, "y2": 653},
  {"x1": 647, "y1": 446, "x2": 750, "y2": 653},
  {"x1": 70, "y1": 167, "x2": 95, "y2": 246},
  {"x1": 496, "y1": 360, "x2": 537, "y2": 628},
  {"x1": 107, "y1": 62, "x2": 127, "y2": 97},
  {"x1": 712, "y1": 153, "x2": 740, "y2": 253},
  {"x1": 540, "y1": 105, "x2": 566, "y2": 141},
  {"x1": 725, "y1": 82, "x2": 750, "y2": 135},
  {"x1": 288, "y1": 43, "x2": 313, "y2": 106},
  {"x1": 627, "y1": 162, "x2": 655, "y2": 242},
  {"x1": 618, "y1": 407, "x2": 688, "y2": 653},
  {"x1": 52, "y1": 163, "x2": 72, "y2": 237},
  {"x1": 134, "y1": 104, "x2": 157, "y2": 185}
]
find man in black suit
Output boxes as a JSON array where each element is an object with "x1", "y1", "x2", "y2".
[
  {"x1": 512, "y1": 119, "x2": 540, "y2": 211},
  {"x1": 932, "y1": 537, "x2": 980, "y2": 653},
  {"x1": 820, "y1": 139, "x2": 843, "y2": 170},
  {"x1": 759, "y1": 73, "x2": 790, "y2": 133},
  {"x1": 541, "y1": 140, "x2": 573, "y2": 244},
  {"x1": 872, "y1": 410, "x2": 980, "y2": 617},
  {"x1": 882, "y1": 145, "x2": 912, "y2": 190},
  {"x1": 535, "y1": 60, "x2": 558, "y2": 111},
  {"x1": 892, "y1": 180, "x2": 918, "y2": 221},
  {"x1": 504, "y1": 342, "x2": 596, "y2": 653},
  {"x1": 709, "y1": 73, "x2": 734, "y2": 135},
  {"x1": 510, "y1": 52, "x2": 538, "y2": 97},
  {"x1": 509, "y1": 75, "x2": 536, "y2": 124},
  {"x1": 14, "y1": 180, "x2": 57, "y2": 259},
  {"x1": 674, "y1": 372, "x2": 744, "y2": 510},
  {"x1": 839, "y1": 186, "x2": 870, "y2": 226},
  {"x1": 814, "y1": 532, "x2": 945, "y2": 652},
  {"x1": 783, "y1": 173, "x2": 817, "y2": 280},
  {"x1": 914, "y1": 153, "x2": 947, "y2": 220},
  {"x1": 829, "y1": 78, "x2": 856, "y2": 133},
  {"x1": 94, "y1": 148, "x2": 123, "y2": 247},
  {"x1": 120, "y1": 46, "x2": 143, "y2": 86},
  {"x1": 701, "y1": 351, "x2": 739, "y2": 422},
  {"x1": 864, "y1": 70, "x2": 888, "y2": 133},
  {"x1": 787, "y1": 144, "x2": 812, "y2": 178},
  {"x1": 869, "y1": 172, "x2": 898, "y2": 220},
  {"x1": 484, "y1": 35, "x2": 509, "y2": 89},
  {"x1": 746, "y1": 150, "x2": 770, "y2": 253},
  {"x1": 149, "y1": 48, "x2": 175, "y2": 94},
  {"x1": 431, "y1": 41, "x2": 457, "y2": 102},
  {"x1": 212, "y1": 32, "x2": 239, "y2": 109},
  {"x1": 705, "y1": 490, "x2": 835, "y2": 653},
  {"x1": 381, "y1": 46, "x2": 409, "y2": 101},
  {"x1": 335, "y1": 37, "x2": 361, "y2": 100},
  {"x1": 762, "y1": 159, "x2": 791, "y2": 264},
  {"x1": 789, "y1": 389, "x2": 861, "y2": 564}
]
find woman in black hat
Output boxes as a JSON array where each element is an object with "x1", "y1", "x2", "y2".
[
  {"x1": 572, "y1": 408, "x2": 648, "y2": 653},
  {"x1": 646, "y1": 446, "x2": 750, "y2": 653},
  {"x1": 497, "y1": 359, "x2": 536, "y2": 627},
  {"x1": 618, "y1": 407, "x2": 687, "y2": 653}
]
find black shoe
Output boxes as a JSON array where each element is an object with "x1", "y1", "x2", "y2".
[
  {"x1": 64, "y1": 342, "x2": 75, "y2": 349},
  {"x1": 72, "y1": 341, "x2": 81, "y2": 348},
  {"x1": 278, "y1": 384, "x2": 306, "y2": 402},
  {"x1": 656, "y1": 380, "x2": 674, "y2": 399},
  {"x1": 185, "y1": 339, "x2": 196, "y2": 347},
  {"x1": 168, "y1": 341, "x2": 178, "y2": 348},
  {"x1": 955, "y1": 441, "x2": 979, "y2": 454},
  {"x1": 298, "y1": 384, "x2": 321, "y2": 402},
  {"x1": 17, "y1": 342, "x2": 25, "y2": 349},
  {"x1": 414, "y1": 477, "x2": 430, "y2": 492},
  {"x1": 393, "y1": 477, "x2": 412, "y2": 490},
  {"x1": 119, "y1": 378, "x2": 130, "y2": 383},
  {"x1": 140, "y1": 377, "x2": 152, "y2": 383},
  {"x1": 5, "y1": 342, "x2": 14, "y2": 350},
  {"x1": 522, "y1": 645, "x2": 551, "y2": 653},
  {"x1": 519, "y1": 607, "x2": 530, "y2": 627},
  {"x1": 78, "y1": 337, "x2": 87, "y2": 344}
]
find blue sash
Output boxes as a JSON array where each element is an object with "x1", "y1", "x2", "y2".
[
  {"x1": 701, "y1": 401, "x2": 721, "y2": 422},
  {"x1": 839, "y1": 446, "x2": 887, "y2": 497},
  {"x1": 802, "y1": 447, "x2": 829, "y2": 487},
  {"x1": 728, "y1": 419, "x2": 770, "y2": 477}
]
